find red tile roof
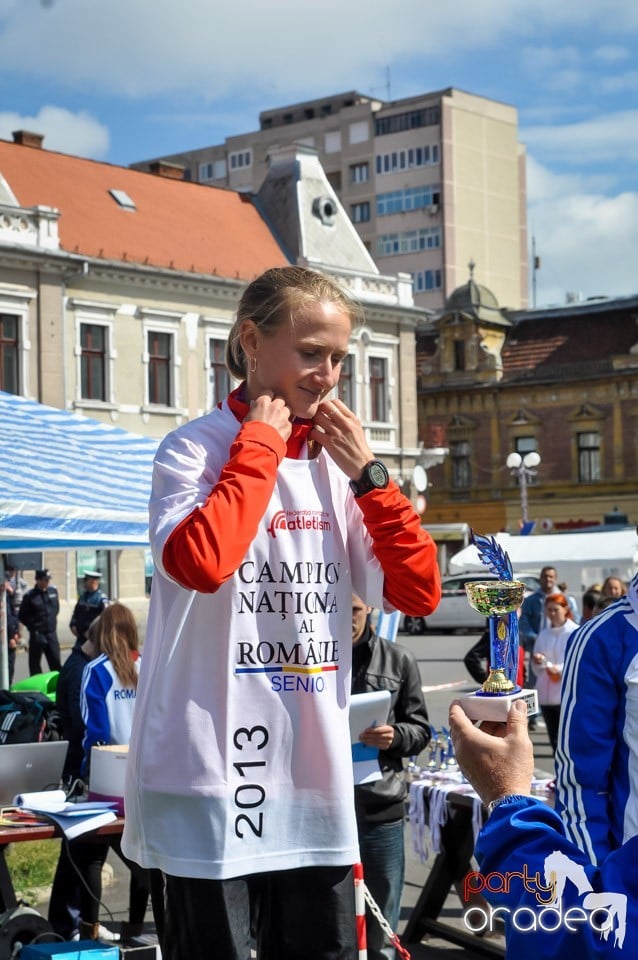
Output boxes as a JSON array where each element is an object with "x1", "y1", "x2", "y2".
[{"x1": 0, "y1": 138, "x2": 288, "y2": 280}]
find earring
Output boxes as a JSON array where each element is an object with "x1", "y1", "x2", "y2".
[{"x1": 249, "y1": 355, "x2": 257, "y2": 374}]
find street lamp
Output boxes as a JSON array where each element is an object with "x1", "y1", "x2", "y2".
[{"x1": 506, "y1": 451, "x2": 541, "y2": 525}]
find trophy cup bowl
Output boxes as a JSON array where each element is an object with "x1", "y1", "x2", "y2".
[
  {"x1": 465, "y1": 579, "x2": 526, "y2": 619},
  {"x1": 460, "y1": 578, "x2": 539, "y2": 721}
]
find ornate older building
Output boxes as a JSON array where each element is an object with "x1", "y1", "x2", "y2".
[
  {"x1": 0, "y1": 132, "x2": 425, "y2": 600},
  {"x1": 417, "y1": 269, "x2": 638, "y2": 539}
]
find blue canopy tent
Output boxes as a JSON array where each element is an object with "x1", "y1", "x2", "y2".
[{"x1": 0, "y1": 390, "x2": 160, "y2": 686}]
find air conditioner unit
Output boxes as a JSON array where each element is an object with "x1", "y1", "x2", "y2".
[{"x1": 427, "y1": 204, "x2": 439, "y2": 215}]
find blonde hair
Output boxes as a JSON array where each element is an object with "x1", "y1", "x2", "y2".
[
  {"x1": 94, "y1": 602, "x2": 139, "y2": 689},
  {"x1": 226, "y1": 266, "x2": 361, "y2": 380}
]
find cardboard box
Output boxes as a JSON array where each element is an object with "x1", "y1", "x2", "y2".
[
  {"x1": 21, "y1": 942, "x2": 119, "y2": 960},
  {"x1": 88, "y1": 744, "x2": 128, "y2": 815}
]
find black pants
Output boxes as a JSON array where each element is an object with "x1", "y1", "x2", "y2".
[
  {"x1": 161, "y1": 865, "x2": 357, "y2": 960},
  {"x1": 48, "y1": 836, "x2": 152, "y2": 937},
  {"x1": 541, "y1": 703, "x2": 561, "y2": 755},
  {"x1": 28, "y1": 631, "x2": 61, "y2": 675}
]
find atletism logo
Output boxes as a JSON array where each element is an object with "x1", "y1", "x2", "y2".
[
  {"x1": 267, "y1": 509, "x2": 331, "y2": 538},
  {"x1": 464, "y1": 851, "x2": 627, "y2": 946}
]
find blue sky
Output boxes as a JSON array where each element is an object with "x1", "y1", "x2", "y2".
[{"x1": 1, "y1": 0, "x2": 636, "y2": 308}]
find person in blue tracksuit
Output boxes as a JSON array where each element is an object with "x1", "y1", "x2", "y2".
[
  {"x1": 555, "y1": 571, "x2": 638, "y2": 866},
  {"x1": 80, "y1": 603, "x2": 140, "y2": 776},
  {"x1": 449, "y1": 698, "x2": 638, "y2": 958}
]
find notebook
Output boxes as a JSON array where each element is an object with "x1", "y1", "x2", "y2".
[{"x1": 0, "y1": 740, "x2": 68, "y2": 806}]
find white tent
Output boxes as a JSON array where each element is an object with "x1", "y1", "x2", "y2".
[{"x1": 448, "y1": 529, "x2": 638, "y2": 595}]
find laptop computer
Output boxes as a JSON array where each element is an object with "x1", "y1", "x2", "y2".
[{"x1": 0, "y1": 740, "x2": 69, "y2": 806}]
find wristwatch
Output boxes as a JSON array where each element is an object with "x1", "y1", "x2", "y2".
[{"x1": 349, "y1": 460, "x2": 390, "y2": 497}]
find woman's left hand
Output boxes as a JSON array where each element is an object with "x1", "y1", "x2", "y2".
[{"x1": 309, "y1": 399, "x2": 375, "y2": 479}]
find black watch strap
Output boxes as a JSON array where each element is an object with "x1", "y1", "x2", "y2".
[{"x1": 349, "y1": 460, "x2": 390, "y2": 497}]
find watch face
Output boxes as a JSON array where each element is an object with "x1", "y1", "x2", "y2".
[{"x1": 369, "y1": 461, "x2": 388, "y2": 487}]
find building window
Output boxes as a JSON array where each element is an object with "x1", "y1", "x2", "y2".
[
  {"x1": 324, "y1": 131, "x2": 341, "y2": 153},
  {"x1": 351, "y1": 201, "x2": 370, "y2": 223},
  {"x1": 577, "y1": 432, "x2": 601, "y2": 482},
  {"x1": 350, "y1": 162, "x2": 369, "y2": 184},
  {"x1": 412, "y1": 269, "x2": 442, "y2": 292},
  {"x1": 349, "y1": 121, "x2": 369, "y2": 144},
  {"x1": 453, "y1": 340, "x2": 465, "y2": 371},
  {"x1": 368, "y1": 356, "x2": 387, "y2": 421},
  {"x1": 377, "y1": 226, "x2": 441, "y2": 256},
  {"x1": 0, "y1": 314, "x2": 19, "y2": 394},
  {"x1": 376, "y1": 185, "x2": 441, "y2": 216},
  {"x1": 229, "y1": 150, "x2": 252, "y2": 170},
  {"x1": 375, "y1": 143, "x2": 440, "y2": 174},
  {"x1": 80, "y1": 323, "x2": 106, "y2": 401},
  {"x1": 338, "y1": 354, "x2": 354, "y2": 410},
  {"x1": 451, "y1": 441, "x2": 471, "y2": 489},
  {"x1": 199, "y1": 162, "x2": 213, "y2": 181},
  {"x1": 209, "y1": 338, "x2": 230, "y2": 407},
  {"x1": 148, "y1": 331, "x2": 172, "y2": 405},
  {"x1": 375, "y1": 105, "x2": 441, "y2": 136}
]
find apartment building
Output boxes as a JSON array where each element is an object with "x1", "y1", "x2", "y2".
[{"x1": 133, "y1": 88, "x2": 529, "y2": 312}]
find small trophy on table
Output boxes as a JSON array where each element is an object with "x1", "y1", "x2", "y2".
[{"x1": 460, "y1": 531, "x2": 539, "y2": 722}]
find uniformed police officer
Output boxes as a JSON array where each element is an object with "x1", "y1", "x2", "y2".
[
  {"x1": 18, "y1": 569, "x2": 62, "y2": 675},
  {"x1": 69, "y1": 570, "x2": 109, "y2": 645}
]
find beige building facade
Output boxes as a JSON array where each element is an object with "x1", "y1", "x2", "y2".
[{"x1": 133, "y1": 88, "x2": 529, "y2": 314}]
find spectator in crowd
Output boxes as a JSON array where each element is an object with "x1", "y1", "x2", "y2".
[
  {"x1": 580, "y1": 586, "x2": 603, "y2": 622},
  {"x1": 601, "y1": 576, "x2": 627, "y2": 600},
  {"x1": 519, "y1": 566, "x2": 578, "y2": 728},
  {"x1": 530, "y1": 592, "x2": 578, "y2": 754},
  {"x1": 5, "y1": 565, "x2": 28, "y2": 611},
  {"x1": 122, "y1": 265, "x2": 441, "y2": 960},
  {"x1": 1, "y1": 580, "x2": 20, "y2": 685},
  {"x1": 48, "y1": 619, "x2": 100, "y2": 940},
  {"x1": 18, "y1": 569, "x2": 61, "y2": 675},
  {"x1": 556, "y1": 567, "x2": 638, "y2": 866},
  {"x1": 70, "y1": 571, "x2": 109, "y2": 644},
  {"x1": 449, "y1": 698, "x2": 638, "y2": 958},
  {"x1": 351, "y1": 594, "x2": 430, "y2": 960}
]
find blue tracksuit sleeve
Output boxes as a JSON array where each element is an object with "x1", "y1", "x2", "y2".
[
  {"x1": 80, "y1": 656, "x2": 113, "y2": 776},
  {"x1": 556, "y1": 616, "x2": 626, "y2": 864},
  {"x1": 475, "y1": 796, "x2": 637, "y2": 958}
]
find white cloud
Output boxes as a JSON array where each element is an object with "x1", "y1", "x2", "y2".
[
  {"x1": 528, "y1": 158, "x2": 638, "y2": 304},
  {"x1": 0, "y1": 105, "x2": 109, "y2": 158},
  {"x1": 0, "y1": 0, "x2": 636, "y2": 102},
  {"x1": 522, "y1": 110, "x2": 638, "y2": 166},
  {"x1": 593, "y1": 44, "x2": 631, "y2": 62}
]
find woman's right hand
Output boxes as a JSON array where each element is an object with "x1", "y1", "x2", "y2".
[{"x1": 244, "y1": 391, "x2": 293, "y2": 443}]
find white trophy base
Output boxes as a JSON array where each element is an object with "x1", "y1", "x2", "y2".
[{"x1": 459, "y1": 688, "x2": 539, "y2": 722}]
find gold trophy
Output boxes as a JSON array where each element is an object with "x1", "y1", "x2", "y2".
[{"x1": 459, "y1": 535, "x2": 539, "y2": 721}]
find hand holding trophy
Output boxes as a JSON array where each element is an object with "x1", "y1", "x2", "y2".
[{"x1": 460, "y1": 531, "x2": 540, "y2": 721}]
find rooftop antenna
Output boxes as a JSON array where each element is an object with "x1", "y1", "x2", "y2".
[
  {"x1": 370, "y1": 66, "x2": 392, "y2": 102},
  {"x1": 532, "y1": 235, "x2": 541, "y2": 308}
]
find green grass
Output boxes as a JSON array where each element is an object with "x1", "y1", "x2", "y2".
[{"x1": 6, "y1": 839, "x2": 61, "y2": 902}]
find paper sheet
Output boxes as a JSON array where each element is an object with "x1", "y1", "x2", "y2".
[{"x1": 349, "y1": 690, "x2": 391, "y2": 785}]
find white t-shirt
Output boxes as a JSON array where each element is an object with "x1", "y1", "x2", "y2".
[{"x1": 122, "y1": 401, "x2": 385, "y2": 879}]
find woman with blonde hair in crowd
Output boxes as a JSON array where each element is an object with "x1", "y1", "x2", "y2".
[
  {"x1": 531, "y1": 592, "x2": 578, "y2": 755},
  {"x1": 602, "y1": 576, "x2": 628, "y2": 600}
]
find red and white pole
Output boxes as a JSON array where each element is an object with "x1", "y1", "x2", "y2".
[{"x1": 353, "y1": 862, "x2": 367, "y2": 959}]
